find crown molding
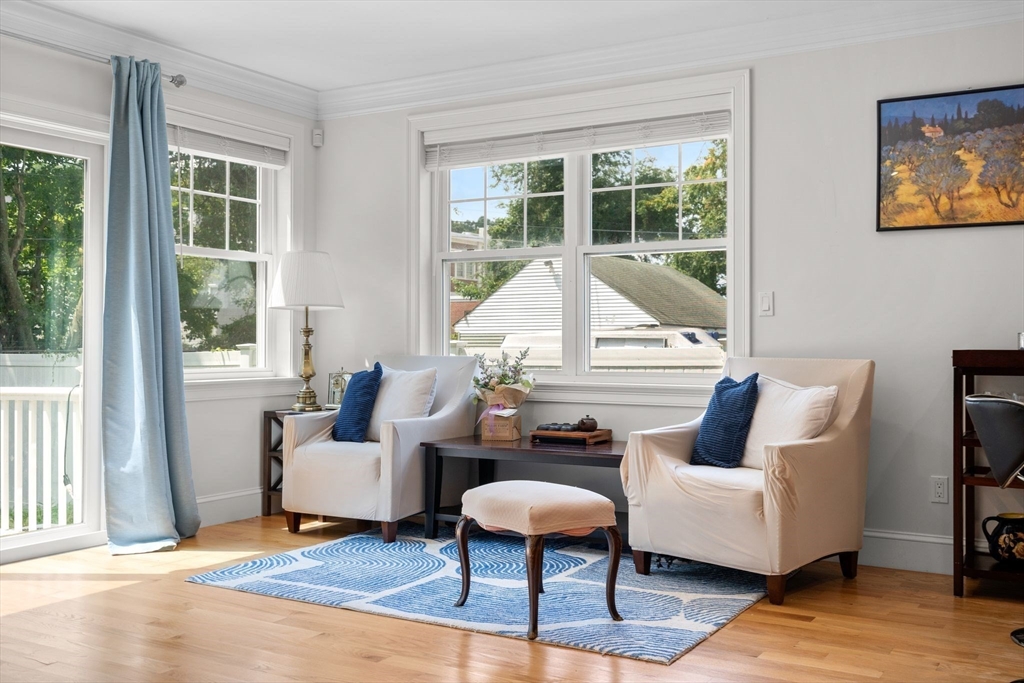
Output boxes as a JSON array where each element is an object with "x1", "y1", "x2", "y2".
[
  {"x1": 0, "y1": 0, "x2": 319, "y2": 120},
  {"x1": 1, "y1": 0, "x2": 1020, "y2": 122},
  {"x1": 318, "y1": 0, "x2": 1023, "y2": 119}
]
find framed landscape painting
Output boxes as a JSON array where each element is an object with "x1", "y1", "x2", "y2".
[{"x1": 877, "y1": 84, "x2": 1024, "y2": 231}]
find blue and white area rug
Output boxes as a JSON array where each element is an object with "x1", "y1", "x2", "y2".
[{"x1": 187, "y1": 523, "x2": 766, "y2": 664}]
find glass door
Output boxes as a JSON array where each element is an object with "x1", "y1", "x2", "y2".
[{"x1": 0, "y1": 127, "x2": 105, "y2": 562}]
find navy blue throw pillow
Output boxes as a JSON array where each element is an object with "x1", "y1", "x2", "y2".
[
  {"x1": 691, "y1": 373, "x2": 760, "y2": 468},
  {"x1": 332, "y1": 362, "x2": 384, "y2": 442}
]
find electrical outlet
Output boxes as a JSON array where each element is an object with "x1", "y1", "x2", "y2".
[{"x1": 930, "y1": 475, "x2": 948, "y2": 504}]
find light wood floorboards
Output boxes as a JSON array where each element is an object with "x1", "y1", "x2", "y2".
[{"x1": 1, "y1": 514, "x2": 1022, "y2": 682}]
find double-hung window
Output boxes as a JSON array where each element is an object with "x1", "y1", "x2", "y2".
[
  {"x1": 424, "y1": 73, "x2": 748, "y2": 393},
  {"x1": 167, "y1": 126, "x2": 285, "y2": 374}
]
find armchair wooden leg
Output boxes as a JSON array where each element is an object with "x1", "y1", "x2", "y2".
[
  {"x1": 381, "y1": 521, "x2": 398, "y2": 543},
  {"x1": 632, "y1": 549, "x2": 652, "y2": 575},
  {"x1": 766, "y1": 575, "x2": 786, "y2": 605},
  {"x1": 284, "y1": 510, "x2": 301, "y2": 534},
  {"x1": 839, "y1": 551, "x2": 859, "y2": 579}
]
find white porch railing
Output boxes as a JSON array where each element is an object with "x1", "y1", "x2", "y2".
[{"x1": 0, "y1": 387, "x2": 83, "y2": 535}]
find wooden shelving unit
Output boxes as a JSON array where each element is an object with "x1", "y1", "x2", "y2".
[
  {"x1": 952, "y1": 349, "x2": 1024, "y2": 596},
  {"x1": 261, "y1": 410, "x2": 293, "y2": 516}
]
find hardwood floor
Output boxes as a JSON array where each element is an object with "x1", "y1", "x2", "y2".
[{"x1": 1, "y1": 514, "x2": 1021, "y2": 682}]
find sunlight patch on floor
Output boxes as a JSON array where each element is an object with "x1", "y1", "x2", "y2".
[
  {"x1": 0, "y1": 578, "x2": 140, "y2": 616},
  {"x1": 0, "y1": 546, "x2": 267, "y2": 616},
  {"x1": 1, "y1": 548, "x2": 264, "y2": 575}
]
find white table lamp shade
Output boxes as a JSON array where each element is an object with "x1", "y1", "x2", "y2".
[{"x1": 269, "y1": 251, "x2": 344, "y2": 310}]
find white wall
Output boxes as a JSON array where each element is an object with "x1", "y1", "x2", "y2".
[
  {"x1": 315, "y1": 21, "x2": 1024, "y2": 573},
  {"x1": 0, "y1": 36, "x2": 318, "y2": 529}
]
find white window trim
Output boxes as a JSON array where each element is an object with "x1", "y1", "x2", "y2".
[
  {"x1": 408, "y1": 70, "x2": 750, "y2": 406},
  {"x1": 163, "y1": 107, "x2": 299, "y2": 389}
]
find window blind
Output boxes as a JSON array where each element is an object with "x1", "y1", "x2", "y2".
[
  {"x1": 424, "y1": 110, "x2": 731, "y2": 170},
  {"x1": 167, "y1": 125, "x2": 288, "y2": 169}
]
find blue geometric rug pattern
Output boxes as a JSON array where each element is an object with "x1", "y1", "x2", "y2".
[{"x1": 187, "y1": 523, "x2": 766, "y2": 664}]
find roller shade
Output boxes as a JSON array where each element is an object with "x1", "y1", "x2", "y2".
[
  {"x1": 168, "y1": 125, "x2": 288, "y2": 169},
  {"x1": 424, "y1": 110, "x2": 730, "y2": 170}
]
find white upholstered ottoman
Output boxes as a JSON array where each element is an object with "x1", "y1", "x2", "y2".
[{"x1": 454, "y1": 480, "x2": 623, "y2": 640}]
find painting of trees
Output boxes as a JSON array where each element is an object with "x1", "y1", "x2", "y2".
[
  {"x1": 912, "y1": 142, "x2": 971, "y2": 220},
  {"x1": 879, "y1": 164, "x2": 902, "y2": 220},
  {"x1": 976, "y1": 126, "x2": 1024, "y2": 209},
  {"x1": 878, "y1": 85, "x2": 1024, "y2": 230}
]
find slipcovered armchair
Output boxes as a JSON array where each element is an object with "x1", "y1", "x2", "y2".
[
  {"x1": 621, "y1": 357, "x2": 875, "y2": 604},
  {"x1": 281, "y1": 355, "x2": 477, "y2": 542}
]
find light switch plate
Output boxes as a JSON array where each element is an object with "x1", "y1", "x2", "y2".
[{"x1": 758, "y1": 291, "x2": 774, "y2": 317}]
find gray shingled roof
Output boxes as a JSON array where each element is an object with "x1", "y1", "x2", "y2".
[{"x1": 590, "y1": 256, "x2": 725, "y2": 329}]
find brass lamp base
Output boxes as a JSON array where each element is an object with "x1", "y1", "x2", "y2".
[
  {"x1": 292, "y1": 306, "x2": 322, "y2": 412},
  {"x1": 292, "y1": 395, "x2": 322, "y2": 412}
]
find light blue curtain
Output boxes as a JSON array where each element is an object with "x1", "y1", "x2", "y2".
[{"x1": 102, "y1": 56, "x2": 200, "y2": 554}]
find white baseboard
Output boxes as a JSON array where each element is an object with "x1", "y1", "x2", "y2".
[
  {"x1": 196, "y1": 487, "x2": 262, "y2": 528},
  {"x1": 186, "y1": 489, "x2": 988, "y2": 577},
  {"x1": 859, "y1": 528, "x2": 986, "y2": 575}
]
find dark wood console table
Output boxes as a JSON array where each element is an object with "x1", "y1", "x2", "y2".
[
  {"x1": 421, "y1": 435, "x2": 627, "y2": 539},
  {"x1": 952, "y1": 349, "x2": 1024, "y2": 596}
]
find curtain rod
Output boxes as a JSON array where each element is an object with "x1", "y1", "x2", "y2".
[{"x1": 0, "y1": 30, "x2": 187, "y2": 88}]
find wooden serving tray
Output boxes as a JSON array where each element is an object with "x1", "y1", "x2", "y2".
[{"x1": 529, "y1": 428, "x2": 613, "y2": 445}]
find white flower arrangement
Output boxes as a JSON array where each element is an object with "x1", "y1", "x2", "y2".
[{"x1": 472, "y1": 349, "x2": 533, "y2": 407}]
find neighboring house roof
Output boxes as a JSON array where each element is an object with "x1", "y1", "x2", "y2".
[
  {"x1": 589, "y1": 256, "x2": 726, "y2": 329},
  {"x1": 453, "y1": 257, "x2": 724, "y2": 340}
]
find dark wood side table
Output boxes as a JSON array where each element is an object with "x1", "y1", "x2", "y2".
[
  {"x1": 420, "y1": 435, "x2": 627, "y2": 539},
  {"x1": 952, "y1": 349, "x2": 1024, "y2": 596},
  {"x1": 261, "y1": 410, "x2": 301, "y2": 516}
]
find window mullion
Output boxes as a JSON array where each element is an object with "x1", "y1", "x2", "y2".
[
  {"x1": 436, "y1": 171, "x2": 449, "y2": 356},
  {"x1": 560, "y1": 154, "x2": 580, "y2": 378},
  {"x1": 523, "y1": 163, "x2": 529, "y2": 248},
  {"x1": 224, "y1": 162, "x2": 231, "y2": 251},
  {"x1": 630, "y1": 149, "x2": 636, "y2": 243},
  {"x1": 482, "y1": 169, "x2": 489, "y2": 250},
  {"x1": 188, "y1": 155, "x2": 195, "y2": 246},
  {"x1": 678, "y1": 143, "x2": 683, "y2": 240},
  {"x1": 582, "y1": 238, "x2": 727, "y2": 256}
]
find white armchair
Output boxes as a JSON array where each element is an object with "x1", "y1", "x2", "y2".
[
  {"x1": 621, "y1": 357, "x2": 875, "y2": 604},
  {"x1": 281, "y1": 355, "x2": 477, "y2": 542}
]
